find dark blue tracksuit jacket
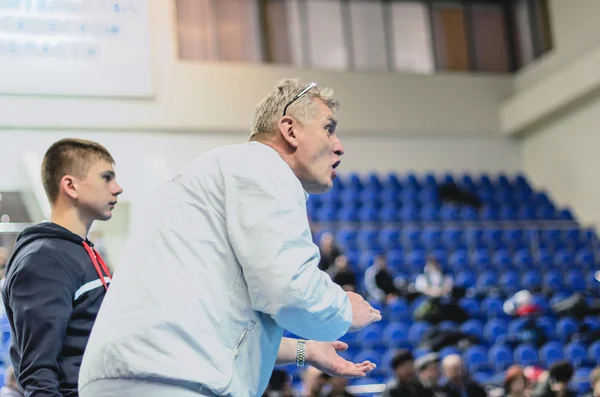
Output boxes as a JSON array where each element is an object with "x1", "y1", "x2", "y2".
[{"x1": 1, "y1": 222, "x2": 111, "y2": 397}]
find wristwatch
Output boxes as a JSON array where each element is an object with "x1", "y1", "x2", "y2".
[{"x1": 296, "y1": 339, "x2": 307, "y2": 366}]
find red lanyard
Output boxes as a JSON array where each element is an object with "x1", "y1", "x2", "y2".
[{"x1": 82, "y1": 241, "x2": 111, "y2": 292}]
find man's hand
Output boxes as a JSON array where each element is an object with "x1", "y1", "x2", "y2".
[
  {"x1": 347, "y1": 291, "x2": 381, "y2": 332},
  {"x1": 306, "y1": 340, "x2": 376, "y2": 378}
]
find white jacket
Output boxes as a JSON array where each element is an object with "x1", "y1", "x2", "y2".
[{"x1": 78, "y1": 142, "x2": 352, "y2": 396}]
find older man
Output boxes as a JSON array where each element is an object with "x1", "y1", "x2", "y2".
[{"x1": 78, "y1": 79, "x2": 381, "y2": 397}]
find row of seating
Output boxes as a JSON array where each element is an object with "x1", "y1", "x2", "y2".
[
  {"x1": 323, "y1": 226, "x2": 593, "y2": 250},
  {"x1": 329, "y1": 173, "x2": 531, "y2": 191}
]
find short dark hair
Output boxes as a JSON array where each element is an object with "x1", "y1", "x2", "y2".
[
  {"x1": 549, "y1": 361, "x2": 574, "y2": 383},
  {"x1": 41, "y1": 138, "x2": 115, "y2": 204},
  {"x1": 391, "y1": 349, "x2": 414, "y2": 370}
]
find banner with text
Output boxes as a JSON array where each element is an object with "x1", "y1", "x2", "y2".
[{"x1": 0, "y1": 0, "x2": 153, "y2": 97}]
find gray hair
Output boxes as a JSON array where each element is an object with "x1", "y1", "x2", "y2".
[{"x1": 250, "y1": 78, "x2": 339, "y2": 139}]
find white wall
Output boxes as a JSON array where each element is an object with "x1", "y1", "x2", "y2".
[
  {"x1": 521, "y1": 95, "x2": 600, "y2": 229},
  {"x1": 501, "y1": 0, "x2": 600, "y2": 135},
  {"x1": 515, "y1": 0, "x2": 600, "y2": 92},
  {"x1": 506, "y1": 0, "x2": 600, "y2": 230}
]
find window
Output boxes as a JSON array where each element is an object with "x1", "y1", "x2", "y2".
[
  {"x1": 471, "y1": 4, "x2": 509, "y2": 73},
  {"x1": 433, "y1": 3, "x2": 470, "y2": 71},
  {"x1": 175, "y1": 0, "x2": 262, "y2": 63},
  {"x1": 262, "y1": 0, "x2": 303, "y2": 66},
  {"x1": 305, "y1": 0, "x2": 348, "y2": 70},
  {"x1": 390, "y1": 2, "x2": 434, "y2": 74},
  {"x1": 349, "y1": 0, "x2": 388, "y2": 71},
  {"x1": 174, "y1": 0, "x2": 553, "y2": 74}
]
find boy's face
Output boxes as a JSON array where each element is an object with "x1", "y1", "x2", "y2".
[{"x1": 74, "y1": 159, "x2": 123, "y2": 221}]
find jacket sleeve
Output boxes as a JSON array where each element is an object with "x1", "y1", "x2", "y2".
[
  {"x1": 225, "y1": 170, "x2": 352, "y2": 342},
  {"x1": 6, "y1": 254, "x2": 75, "y2": 397}
]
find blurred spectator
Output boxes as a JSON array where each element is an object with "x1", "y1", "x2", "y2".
[
  {"x1": 503, "y1": 365, "x2": 530, "y2": 397},
  {"x1": 328, "y1": 255, "x2": 356, "y2": 292},
  {"x1": 365, "y1": 255, "x2": 402, "y2": 304},
  {"x1": 416, "y1": 353, "x2": 445, "y2": 396},
  {"x1": 0, "y1": 246, "x2": 9, "y2": 313},
  {"x1": 415, "y1": 258, "x2": 453, "y2": 299},
  {"x1": 504, "y1": 290, "x2": 539, "y2": 318},
  {"x1": 0, "y1": 366, "x2": 24, "y2": 397},
  {"x1": 262, "y1": 369, "x2": 297, "y2": 397},
  {"x1": 532, "y1": 361, "x2": 575, "y2": 397},
  {"x1": 382, "y1": 349, "x2": 432, "y2": 397},
  {"x1": 318, "y1": 232, "x2": 341, "y2": 272},
  {"x1": 583, "y1": 367, "x2": 600, "y2": 397},
  {"x1": 0, "y1": 246, "x2": 9, "y2": 281},
  {"x1": 326, "y1": 377, "x2": 354, "y2": 397},
  {"x1": 302, "y1": 367, "x2": 330, "y2": 397},
  {"x1": 441, "y1": 354, "x2": 486, "y2": 397}
]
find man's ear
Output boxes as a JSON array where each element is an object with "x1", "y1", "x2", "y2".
[
  {"x1": 277, "y1": 116, "x2": 299, "y2": 149},
  {"x1": 60, "y1": 175, "x2": 78, "y2": 200}
]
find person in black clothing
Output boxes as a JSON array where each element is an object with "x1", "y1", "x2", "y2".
[
  {"x1": 382, "y1": 350, "x2": 433, "y2": 397},
  {"x1": 365, "y1": 255, "x2": 402, "y2": 304},
  {"x1": 532, "y1": 361, "x2": 576, "y2": 397},
  {"x1": 2, "y1": 138, "x2": 123, "y2": 397},
  {"x1": 328, "y1": 255, "x2": 357, "y2": 292},
  {"x1": 318, "y1": 232, "x2": 341, "y2": 271},
  {"x1": 441, "y1": 354, "x2": 487, "y2": 397}
]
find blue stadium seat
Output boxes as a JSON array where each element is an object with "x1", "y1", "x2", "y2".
[
  {"x1": 489, "y1": 344, "x2": 513, "y2": 371},
  {"x1": 422, "y1": 227, "x2": 442, "y2": 249},
  {"x1": 383, "y1": 323, "x2": 410, "y2": 349},
  {"x1": 535, "y1": 316, "x2": 557, "y2": 342},
  {"x1": 358, "y1": 325, "x2": 384, "y2": 348},
  {"x1": 448, "y1": 249, "x2": 469, "y2": 270},
  {"x1": 357, "y1": 229, "x2": 381, "y2": 251},
  {"x1": 477, "y1": 271, "x2": 497, "y2": 289},
  {"x1": 481, "y1": 206, "x2": 499, "y2": 221},
  {"x1": 564, "y1": 342, "x2": 588, "y2": 367},
  {"x1": 378, "y1": 228, "x2": 400, "y2": 251},
  {"x1": 514, "y1": 343, "x2": 539, "y2": 366},
  {"x1": 386, "y1": 299, "x2": 409, "y2": 322},
  {"x1": 442, "y1": 228, "x2": 465, "y2": 250},
  {"x1": 491, "y1": 249, "x2": 511, "y2": 269},
  {"x1": 583, "y1": 316, "x2": 600, "y2": 331},
  {"x1": 513, "y1": 250, "x2": 533, "y2": 271},
  {"x1": 481, "y1": 297, "x2": 505, "y2": 319},
  {"x1": 358, "y1": 206, "x2": 380, "y2": 223},
  {"x1": 484, "y1": 319, "x2": 509, "y2": 345},
  {"x1": 556, "y1": 317, "x2": 579, "y2": 342},
  {"x1": 460, "y1": 320, "x2": 484, "y2": 342},
  {"x1": 544, "y1": 270, "x2": 563, "y2": 293},
  {"x1": 408, "y1": 321, "x2": 431, "y2": 346},
  {"x1": 400, "y1": 206, "x2": 420, "y2": 222},
  {"x1": 337, "y1": 206, "x2": 358, "y2": 222},
  {"x1": 456, "y1": 271, "x2": 477, "y2": 289},
  {"x1": 440, "y1": 205, "x2": 461, "y2": 222},
  {"x1": 461, "y1": 206, "x2": 479, "y2": 221},
  {"x1": 385, "y1": 249, "x2": 404, "y2": 272},
  {"x1": 335, "y1": 228, "x2": 358, "y2": 251},
  {"x1": 588, "y1": 341, "x2": 600, "y2": 364},
  {"x1": 459, "y1": 297, "x2": 481, "y2": 319},
  {"x1": 500, "y1": 271, "x2": 520, "y2": 294},
  {"x1": 378, "y1": 204, "x2": 400, "y2": 223},
  {"x1": 539, "y1": 341, "x2": 565, "y2": 367},
  {"x1": 566, "y1": 270, "x2": 586, "y2": 292},
  {"x1": 420, "y1": 204, "x2": 440, "y2": 222},
  {"x1": 573, "y1": 367, "x2": 592, "y2": 396},
  {"x1": 522, "y1": 270, "x2": 542, "y2": 291},
  {"x1": 471, "y1": 248, "x2": 490, "y2": 267},
  {"x1": 575, "y1": 248, "x2": 595, "y2": 268},
  {"x1": 463, "y1": 345, "x2": 489, "y2": 372}
]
